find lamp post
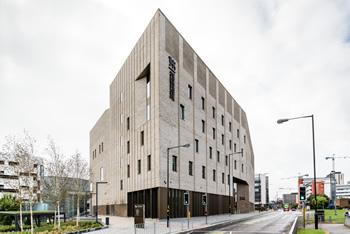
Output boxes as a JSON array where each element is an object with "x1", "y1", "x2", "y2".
[
  {"x1": 227, "y1": 150, "x2": 243, "y2": 214},
  {"x1": 95, "y1": 181, "x2": 107, "y2": 223},
  {"x1": 166, "y1": 143, "x2": 190, "y2": 228},
  {"x1": 277, "y1": 114, "x2": 318, "y2": 229}
]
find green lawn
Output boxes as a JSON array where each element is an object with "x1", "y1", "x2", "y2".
[
  {"x1": 324, "y1": 209, "x2": 346, "y2": 224},
  {"x1": 297, "y1": 228, "x2": 325, "y2": 234}
]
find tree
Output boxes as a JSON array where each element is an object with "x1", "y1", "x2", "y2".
[
  {"x1": 307, "y1": 194, "x2": 329, "y2": 209},
  {"x1": 0, "y1": 194, "x2": 20, "y2": 225},
  {"x1": 42, "y1": 138, "x2": 69, "y2": 230},
  {"x1": 68, "y1": 152, "x2": 89, "y2": 227},
  {"x1": 0, "y1": 132, "x2": 39, "y2": 234}
]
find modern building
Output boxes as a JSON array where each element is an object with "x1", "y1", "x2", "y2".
[
  {"x1": 300, "y1": 178, "x2": 325, "y2": 199},
  {"x1": 283, "y1": 193, "x2": 297, "y2": 205},
  {"x1": 90, "y1": 9, "x2": 255, "y2": 218},
  {"x1": 254, "y1": 174, "x2": 269, "y2": 209},
  {"x1": 336, "y1": 181, "x2": 350, "y2": 199},
  {"x1": 0, "y1": 154, "x2": 44, "y2": 201}
]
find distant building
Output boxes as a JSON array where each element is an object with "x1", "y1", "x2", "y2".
[
  {"x1": 300, "y1": 178, "x2": 325, "y2": 198},
  {"x1": 0, "y1": 154, "x2": 44, "y2": 201},
  {"x1": 336, "y1": 182, "x2": 350, "y2": 199},
  {"x1": 254, "y1": 174, "x2": 269, "y2": 208},
  {"x1": 336, "y1": 198, "x2": 350, "y2": 208},
  {"x1": 283, "y1": 193, "x2": 297, "y2": 205}
]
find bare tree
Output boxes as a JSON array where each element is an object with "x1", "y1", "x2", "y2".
[
  {"x1": 1, "y1": 132, "x2": 39, "y2": 234},
  {"x1": 68, "y1": 152, "x2": 89, "y2": 227},
  {"x1": 42, "y1": 138, "x2": 69, "y2": 230}
]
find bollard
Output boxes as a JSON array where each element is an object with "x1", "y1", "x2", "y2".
[{"x1": 105, "y1": 217, "x2": 109, "y2": 226}]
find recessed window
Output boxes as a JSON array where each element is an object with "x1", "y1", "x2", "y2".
[
  {"x1": 225, "y1": 155, "x2": 228, "y2": 166},
  {"x1": 217, "y1": 151, "x2": 220, "y2": 162},
  {"x1": 100, "y1": 167, "x2": 104, "y2": 181},
  {"x1": 228, "y1": 174, "x2": 230, "y2": 185},
  {"x1": 234, "y1": 160, "x2": 237, "y2": 170},
  {"x1": 201, "y1": 97, "x2": 205, "y2": 110},
  {"x1": 201, "y1": 120, "x2": 205, "y2": 133},
  {"x1": 141, "y1": 131, "x2": 144, "y2": 146},
  {"x1": 127, "y1": 141, "x2": 130, "y2": 154},
  {"x1": 146, "y1": 75, "x2": 151, "y2": 98},
  {"x1": 244, "y1": 135, "x2": 246, "y2": 144},
  {"x1": 221, "y1": 115, "x2": 224, "y2": 126},
  {"x1": 146, "y1": 104, "x2": 150, "y2": 120},
  {"x1": 195, "y1": 139, "x2": 199, "y2": 153},
  {"x1": 138, "y1": 160, "x2": 141, "y2": 174},
  {"x1": 188, "y1": 85, "x2": 192, "y2": 99},
  {"x1": 202, "y1": 166, "x2": 206, "y2": 179},
  {"x1": 99, "y1": 144, "x2": 101, "y2": 154},
  {"x1": 189, "y1": 161, "x2": 193, "y2": 176},
  {"x1": 242, "y1": 164, "x2": 244, "y2": 173},
  {"x1": 180, "y1": 104, "x2": 185, "y2": 120},
  {"x1": 212, "y1": 107, "x2": 215, "y2": 119},
  {"x1": 120, "y1": 180, "x2": 123, "y2": 190},
  {"x1": 222, "y1": 173, "x2": 225, "y2": 184},
  {"x1": 241, "y1": 148, "x2": 244, "y2": 157},
  {"x1": 213, "y1": 169, "x2": 216, "y2": 181},
  {"x1": 221, "y1": 134, "x2": 224, "y2": 145},
  {"x1": 229, "y1": 122, "x2": 232, "y2": 132},
  {"x1": 172, "y1": 155, "x2": 177, "y2": 172},
  {"x1": 237, "y1": 129, "x2": 240, "y2": 138},
  {"x1": 234, "y1": 143, "x2": 237, "y2": 152},
  {"x1": 213, "y1": 128, "x2": 216, "y2": 139},
  {"x1": 147, "y1": 155, "x2": 151, "y2": 171},
  {"x1": 127, "y1": 117, "x2": 130, "y2": 130},
  {"x1": 101, "y1": 142, "x2": 104, "y2": 152},
  {"x1": 209, "y1": 146, "x2": 212, "y2": 159},
  {"x1": 229, "y1": 140, "x2": 232, "y2": 150},
  {"x1": 127, "y1": 165, "x2": 130, "y2": 178}
]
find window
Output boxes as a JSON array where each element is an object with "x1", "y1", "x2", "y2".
[
  {"x1": 188, "y1": 85, "x2": 192, "y2": 99},
  {"x1": 127, "y1": 117, "x2": 130, "y2": 130},
  {"x1": 209, "y1": 146, "x2": 212, "y2": 159},
  {"x1": 242, "y1": 164, "x2": 244, "y2": 173},
  {"x1": 202, "y1": 166, "x2": 206, "y2": 179},
  {"x1": 221, "y1": 115, "x2": 224, "y2": 126},
  {"x1": 172, "y1": 155, "x2": 177, "y2": 172},
  {"x1": 228, "y1": 174, "x2": 230, "y2": 185},
  {"x1": 147, "y1": 155, "x2": 151, "y2": 171},
  {"x1": 201, "y1": 97, "x2": 205, "y2": 110},
  {"x1": 195, "y1": 139, "x2": 199, "y2": 153},
  {"x1": 127, "y1": 165, "x2": 130, "y2": 178},
  {"x1": 189, "y1": 161, "x2": 193, "y2": 176},
  {"x1": 127, "y1": 141, "x2": 130, "y2": 154},
  {"x1": 241, "y1": 148, "x2": 244, "y2": 157},
  {"x1": 234, "y1": 160, "x2": 237, "y2": 170},
  {"x1": 234, "y1": 143, "x2": 237, "y2": 152},
  {"x1": 229, "y1": 122, "x2": 232, "y2": 132},
  {"x1": 180, "y1": 104, "x2": 185, "y2": 120},
  {"x1": 213, "y1": 169, "x2": 216, "y2": 181},
  {"x1": 146, "y1": 75, "x2": 151, "y2": 98},
  {"x1": 137, "y1": 160, "x2": 141, "y2": 174},
  {"x1": 101, "y1": 142, "x2": 104, "y2": 152},
  {"x1": 201, "y1": 120, "x2": 205, "y2": 133},
  {"x1": 141, "y1": 131, "x2": 144, "y2": 146},
  {"x1": 222, "y1": 173, "x2": 225, "y2": 184},
  {"x1": 221, "y1": 134, "x2": 224, "y2": 145},
  {"x1": 100, "y1": 167, "x2": 104, "y2": 181},
  {"x1": 99, "y1": 144, "x2": 101, "y2": 154},
  {"x1": 217, "y1": 151, "x2": 220, "y2": 162},
  {"x1": 244, "y1": 135, "x2": 246, "y2": 144},
  {"x1": 212, "y1": 128, "x2": 216, "y2": 139},
  {"x1": 146, "y1": 104, "x2": 150, "y2": 120},
  {"x1": 225, "y1": 155, "x2": 228, "y2": 166},
  {"x1": 229, "y1": 140, "x2": 232, "y2": 150},
  {"x1": 120, "y1": 180, "x2": 123, "y2": 190},
  {"x1": 237, "y1": 129, "x2": 240, "y2": 138},
  {"x1": 169, "y1": 66, "x2": 175, "y2": 101},
  {"x1": 212, "y1": 107, "x2": 215, "y2": 118}
]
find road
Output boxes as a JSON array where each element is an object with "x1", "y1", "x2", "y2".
[{"x1": 191, "y1": 211, "x2": 298, "y2": 234}]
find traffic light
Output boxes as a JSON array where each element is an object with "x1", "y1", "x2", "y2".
[
  {"x1": 299, "y1": 186, "x2": 306, "y2": 201},
  {"x1": 202, "y1": 194, "x2": 207, "y2": 206},
  {"x1": 184, "y1": 192, "x2": 189, "y2": 206}
]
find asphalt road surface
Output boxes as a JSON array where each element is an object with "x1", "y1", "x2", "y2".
[{"x1": 190, "y1": 211, "x2": 298, "y2": 234}]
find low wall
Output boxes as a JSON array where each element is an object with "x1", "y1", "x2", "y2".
[{"x1": 345, "y1": 216, "x2": 350, "y2": 227}]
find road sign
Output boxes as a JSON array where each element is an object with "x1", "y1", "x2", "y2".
[
  {"x1": 184, "y1": 191, "x2": 189, "y2": 206},
  {"x1": 299, "y1": 186, "x2": 306, "y2": 201}
]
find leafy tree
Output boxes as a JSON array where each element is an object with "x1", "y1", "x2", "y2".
[
  {"x1": 307, "y1": 194, "x2": 329, "y2": 209},
  {"x1": 0, "y1": 194, "x2": 20, "y2": 225}
]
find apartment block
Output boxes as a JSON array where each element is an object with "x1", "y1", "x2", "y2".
[{"x1": 90, "y1": 9, "x2": 255, "y2": 218}]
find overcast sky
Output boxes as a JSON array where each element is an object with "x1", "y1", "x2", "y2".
[{"x1": 1, "y1": 0, "x2": 350, "y2": 200}]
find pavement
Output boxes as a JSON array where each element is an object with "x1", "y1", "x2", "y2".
[
  {"x1": 319, "y1": 223, "x2": 350, "y2": 234},
  {"x1": 88, "y1": 211, "x2": 272, "y2": 234}
]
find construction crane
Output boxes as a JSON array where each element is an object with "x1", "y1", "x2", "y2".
[
  {"x1": 281, "y1": 173, "x2": 309, "y2": 180},
  {"x1": 325, "y1": 154, "x2": 350, "y2": 215}
]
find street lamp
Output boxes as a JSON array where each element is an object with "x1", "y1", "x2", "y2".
[
  {"x1": 277, "y1": 114, "x2": 319, "y2": 229},
  {"x1": 167, "y1": 143, "x2": 190, "y2": 228},
  {"x1": 95, "y1": 181, "x2": 107, "y2": 223},
  {"x1": 227, "y1": 150, "x2": 243, "y2": 214}
]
